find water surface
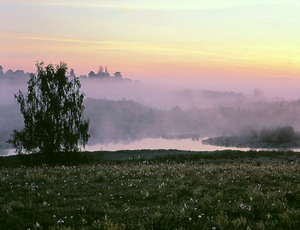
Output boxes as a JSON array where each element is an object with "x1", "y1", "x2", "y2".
[
  {"x1": 85, "y1": 137, "x2": 249, "y2": 152},
  {"x1": 3, "y1": 137, "x2": 298, "y2": 157}
]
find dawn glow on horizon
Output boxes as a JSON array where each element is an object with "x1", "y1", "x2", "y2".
[{"x1": 0, "y1": 0, "x2": 299, "y2": 81}]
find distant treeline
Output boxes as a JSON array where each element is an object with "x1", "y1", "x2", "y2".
[
  {"x1": 84, "y1": 98, "x2": 300, "y2": 145},
  {"x1": 0, "y1": 65, "x2": 124, "y2": 81},
  {"x1": 203, "y1": 126, "x2": 300, "y2": 149},
  {"x1": 3, "y1": 96, "x2": 300, "y2": 150},
  {"x1": 0, "y1": 67, "x2": 31, "y2": 82}
]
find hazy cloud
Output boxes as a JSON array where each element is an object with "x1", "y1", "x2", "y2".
[{"x1": 2, "y1": 0, "x2": 291, "y2": 10}]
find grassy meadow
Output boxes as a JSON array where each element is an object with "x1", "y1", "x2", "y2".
[{"x1": 0, "y1": 150, "x2": 299, "y2": 229}]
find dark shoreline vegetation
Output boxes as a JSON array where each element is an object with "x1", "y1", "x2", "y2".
[
  {"x1": 0, "y1": 150, "x2": 299, "y2": 229},
  {"x1": 203, "y1": 126, "x2": 300, "y2": 149},
  {"x1": 0, "y1": 149, "x2": 300, "y2": 167}
]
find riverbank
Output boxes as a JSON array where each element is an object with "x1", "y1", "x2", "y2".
[{"x1": 0, "y1": 149, "x2": 299, "y2": 168}]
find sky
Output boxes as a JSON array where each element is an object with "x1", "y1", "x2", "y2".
[{"x1": 0, "y1": 0, "x2": 300, "y2": 82}]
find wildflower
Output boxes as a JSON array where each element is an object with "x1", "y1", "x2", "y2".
[
  {"x1": 57, "y1": 219, "x2": 64, "y2": 224},
  {"x1": 240, "y1": 203, "x2": 246, "y2": 209}
]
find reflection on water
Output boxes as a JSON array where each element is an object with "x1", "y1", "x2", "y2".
[
  {"x1": 2, "y1": 137, "x2": 299, "y2": 156},
  {"x1": 85, "y1": 137, "x2": 250, "y2": 152}
]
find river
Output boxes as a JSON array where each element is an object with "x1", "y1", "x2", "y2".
[{"x1": 2, "y1": 137, "x2": 299, "y2": 156}]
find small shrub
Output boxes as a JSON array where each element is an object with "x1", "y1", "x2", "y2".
[
  {"x1": 216, "y1": 211, "x2": 229, "y2": 229},
  {"x1": 232, "y1": 217, "x2": 247, "y2": 229}
]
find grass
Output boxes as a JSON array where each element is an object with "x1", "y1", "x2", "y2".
[{"x1": 0, "y1": 150, "x2": 299, "y2": 229}]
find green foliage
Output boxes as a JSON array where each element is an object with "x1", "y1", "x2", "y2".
[
  {"x1": 0, "y1": 149, "x2": 299, "y2": 167},
  {"x1": 0, "y1": 159, "x2": 299, "y2": 229},
  {"x1": 8, "y1": 62, "x2": 89, "y2": 154}
]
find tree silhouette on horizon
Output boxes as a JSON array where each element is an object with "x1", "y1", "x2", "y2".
[{"x1": 8, "y1": 62, "x2": 89, "y2": 154}]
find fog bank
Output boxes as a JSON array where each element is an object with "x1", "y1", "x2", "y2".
[{"x1": 2, "y1": 69, "x2": 300, "y2": 152}]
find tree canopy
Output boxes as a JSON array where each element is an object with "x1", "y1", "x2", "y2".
[{"x1": 8, "y1": 62, "x2": 89, "y2": 154}]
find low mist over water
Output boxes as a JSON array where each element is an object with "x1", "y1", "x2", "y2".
[{"x1": 2, "y1": 69, "x2": 300, "y2": 154}]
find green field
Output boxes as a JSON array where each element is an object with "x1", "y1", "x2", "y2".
[{"x1": 0, "y1": 150, "x2": 299, "y2": 229}]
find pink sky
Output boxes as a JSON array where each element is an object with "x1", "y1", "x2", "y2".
[{"x1": 0, "y1": 0, "x2": 299, "y2": 83}]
